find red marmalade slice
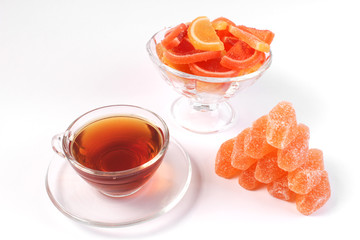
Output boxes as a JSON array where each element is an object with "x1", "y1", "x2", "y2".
[
  {"x1": 162, "y1": 37, "x2": 222, "y2": 64},
  {"x1": 189, "y1": 58, "x2": 240, "y2": 77},
  {"x1": 161, "y1": 23, "x2": 188, "y2": 49},
  {"x1": 220, "y1": 40, "x2": 265, "y2": 70}
]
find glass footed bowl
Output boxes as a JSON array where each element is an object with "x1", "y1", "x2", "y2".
[{"x1": 146, "y1": 27, "x2": 272, "y2": 134}]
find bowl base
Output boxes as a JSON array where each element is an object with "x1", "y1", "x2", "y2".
[{"x1": 171, "y1": 97, "x2": 235, "y2": 134}]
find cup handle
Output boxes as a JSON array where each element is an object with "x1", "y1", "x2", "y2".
[{"x1": 52, "y1": 133, "x2": 66, "y2": 158}]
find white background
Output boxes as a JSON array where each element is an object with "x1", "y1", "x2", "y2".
[{"x1": 1, "y1": 0, "x2": 359, "y2": 239}]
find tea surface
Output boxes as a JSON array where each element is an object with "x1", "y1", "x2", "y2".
[{"x1": 71, "y1": 116, "x2": 163, "y2": 172}]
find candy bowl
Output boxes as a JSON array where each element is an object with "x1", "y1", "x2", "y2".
[{"x1": 146, "y1": 27, "x2": 272, "y2": 134}]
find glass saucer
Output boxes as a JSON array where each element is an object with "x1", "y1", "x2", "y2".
[{"x1": 45, "y1": 138, "x2": 192, "y2": 227}]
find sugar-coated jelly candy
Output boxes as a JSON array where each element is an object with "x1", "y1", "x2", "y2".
[
  {"x1": 277, "y1": 124, "x2": 310, "y2": 172},
  {"x1": 231, "y1": 128, "x2": 258, "y2": 170},
  {"x1": 266, "y1": 101, "x2": 297, "y2": 149},
  {"x1": 288, "y1": 148, "x2": 325, "y2": 194},
  {"x1": 214, "y1": 101, "x2": 331, "y2": 215},
  {"x1": 296, "y1": 172, "x2": 331, "y2": 215},
  {"x1": 254, "y1": 151, "x2": 287, "y2": 183},
  {"x1": 244, "y1": 115, "x2": 276, "y2": 159},
  {"x1": 215, "y1": 138, "x2": 241, "y2": 179},
  {"x1": 267, "y1": 174, "x2": 296, "y2": 201},
  {"x1": 238, "y1": 163, "x2": 261, "y2": 190},
  {"x1": 288, "y1": 169, "x2": 326, "y2": 195},
  {"x1": 306, "y1": 148, "x2": 325, "y2": 170}
]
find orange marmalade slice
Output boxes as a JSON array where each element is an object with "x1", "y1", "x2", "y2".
[
  {"x1": 211, "y1": 17, "x2": 236, "y2": 30},
  {"x1": 188, "y1": 16, "x2": 224, "y2": 51},
  {"x1": 228, "y1": 25, "x2": 270, "y2": 52},
  {"x1": 237, "y1": 25, "x2": 275, "y2": 45}
]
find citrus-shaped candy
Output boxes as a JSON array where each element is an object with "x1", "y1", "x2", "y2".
[
  {"x1": 188, "y1": 16, "x2": 224, "y2": 51},
  {"x1": 237, "y1": 55, "x2": 266, "y2": 76},
  {"x1": 221, "y1": 36, "x2": 239, "y2": 51},
  {"x1": 229, "y1": 25, "x2": 270, "y2": 52},
  {"x1": 163, "y1": 37, "x2": 222, "y2": 64},
  {"x1": 237, "y1": 25, "x2": 275, "y2": 45},
  {"x1": 220, "y1": 40, "x2": 265, "y2": 70},
  {"x1": 189, "y1": 58, "x2": 240, "y2": 77},
  {"x1": 161, "y1": 23, "x2": 188, "y2": 49},
  {"x1": 211, "y1": 17, "x2": 236, "y2": 30},
  {"x1": 162, "y1": 56, "x2": 192, "y2": 74},
  {"x1": 156, "y1": 43, "x2": 192, "y2": 73}
]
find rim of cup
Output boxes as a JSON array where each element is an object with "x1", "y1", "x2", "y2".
[{"x1": 59, "y1": 104, "x2": 170, "y2": 177}]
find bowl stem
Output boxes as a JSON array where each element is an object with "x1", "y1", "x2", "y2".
[{"x1": 171, "y1": 97, "x2": 235, "y2": 133}]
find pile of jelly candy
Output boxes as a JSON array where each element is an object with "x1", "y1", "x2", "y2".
[
  {"x1": 156, "y1": 16, "x2": 274, "y2": 78},
  {"x1": 215, "y1": 101, "x2": 331, "y2": 215}
]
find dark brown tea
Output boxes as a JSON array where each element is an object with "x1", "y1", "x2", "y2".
[{"x1": 71, "y1": 116, "x2": 164, "y2": 172}]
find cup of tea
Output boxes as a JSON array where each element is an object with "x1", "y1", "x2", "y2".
[{"x1": 51, "y1": 105, "x2": 170, "y2": 197}]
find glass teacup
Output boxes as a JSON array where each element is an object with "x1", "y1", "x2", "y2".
[{"x1": 51, "y1": 105, "x2": 169, "y2": 197}]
